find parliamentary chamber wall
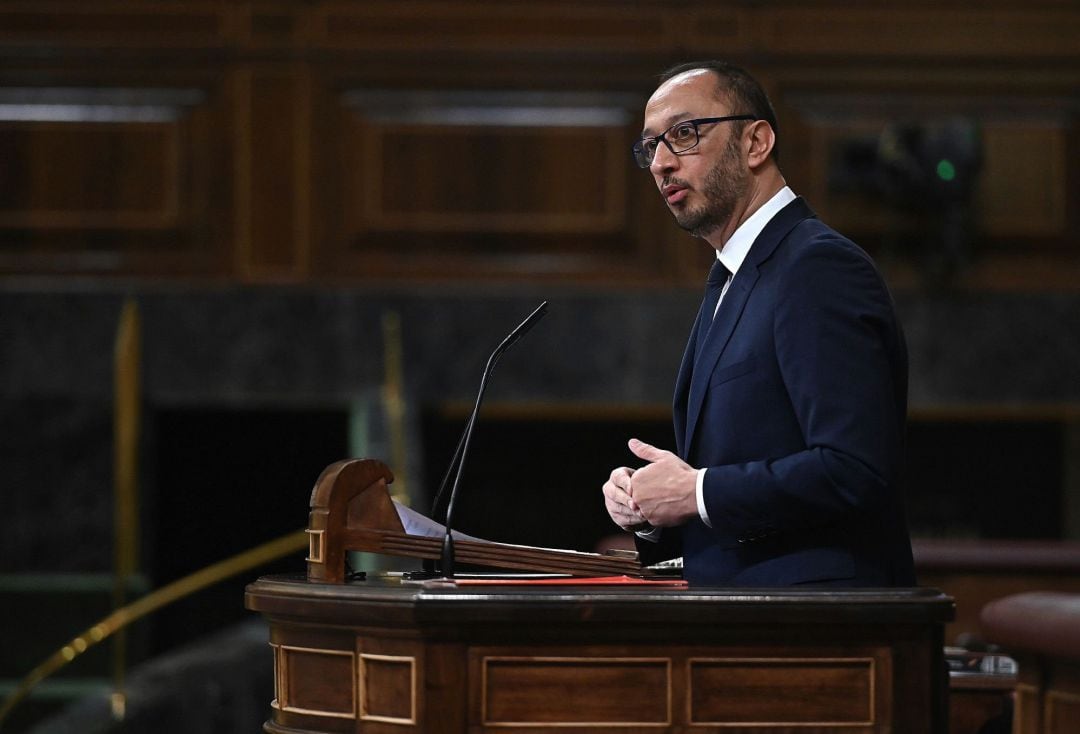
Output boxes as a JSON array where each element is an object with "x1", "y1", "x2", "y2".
[{"x1": 1, "y1": 1, "x2": 1078, "y2": 652}]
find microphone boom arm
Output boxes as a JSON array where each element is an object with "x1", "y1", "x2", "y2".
[{"x1": 439, "y1": 301, "x2": 548, "y2": 578}]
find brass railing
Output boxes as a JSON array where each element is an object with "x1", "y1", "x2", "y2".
[{"x1": 0, "y1": 528, "x2": 307, "y2": 729}]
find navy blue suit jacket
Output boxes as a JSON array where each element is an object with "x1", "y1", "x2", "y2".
[{"x1": 638, "y1": 198, "x2": 915, "y2": 587}]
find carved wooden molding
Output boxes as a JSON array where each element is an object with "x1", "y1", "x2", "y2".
[
  {"x1": 272, "y1": 643, "x2": 357, "y2": 720},
  {"x1": 359, "y1": 653, "x2": 417, "y2": 725}
]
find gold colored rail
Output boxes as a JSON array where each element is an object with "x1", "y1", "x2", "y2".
[
  {"x1": 112, "y1": 298, "x2": 141, "y2": 718},
  {"x1": 0, "y1": 529, "x2": 307, "y2": 730}
]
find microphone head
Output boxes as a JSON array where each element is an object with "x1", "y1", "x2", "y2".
[
  {"x1": 494, "y1": 301, "x2": 549, "y2": 359},
  {"x1": 519, "y1": 301, "x2": 549, "y2": 333}
]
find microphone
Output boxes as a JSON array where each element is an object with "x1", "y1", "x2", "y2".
[{"x1": 434, "y1": 301, "x2": 548, "y2": 578}]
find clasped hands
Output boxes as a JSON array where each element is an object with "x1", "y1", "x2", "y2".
[{"x1": 602, "y1": 438, "x2": 699, "y2": 532}]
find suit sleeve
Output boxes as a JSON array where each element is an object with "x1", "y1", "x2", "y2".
[{"x1": 700, "y1": 237, "x2": 905, "y2": 538}]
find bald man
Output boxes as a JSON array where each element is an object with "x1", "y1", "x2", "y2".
[{"x1": 603, "y1": 61, "x2": 914, "y2": 587}]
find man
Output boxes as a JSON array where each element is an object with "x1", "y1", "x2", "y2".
[{"x1": 603, "y1": 61, "x2": 915, "y2": 587}]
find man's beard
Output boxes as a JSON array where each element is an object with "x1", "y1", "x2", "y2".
[{"x1": 673, "y1": 136, "x2": 747, "y2": 239}]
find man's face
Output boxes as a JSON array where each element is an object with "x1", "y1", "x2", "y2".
[{"x1": 642, "y1": 70, "x2": 749, "y2": 240}]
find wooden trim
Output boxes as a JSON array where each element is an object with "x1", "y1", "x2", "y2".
[
  {"x1": 274, "y1": 643, "x2": 357, "y2": 720},
  {"x1": 480, "y1": 655, "x2": 673, "y2": 727},
  {"x1": 358, "y1": 653, "x2": 417, "y2": 725}
]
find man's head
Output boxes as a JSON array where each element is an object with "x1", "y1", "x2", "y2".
[
  {"x1": 637, "y1": 62, "x2": 782, "y2": 244},
  {"x1": 657, "y1": 61, "x2": 779, "y2": 156}
]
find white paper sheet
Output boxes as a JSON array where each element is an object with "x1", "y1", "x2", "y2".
[{"x1": 393, "y1": 500, "x2": 483, "y2": 542}]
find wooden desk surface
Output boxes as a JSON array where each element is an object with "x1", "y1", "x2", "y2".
[{"x1": 248, "y1": 574, "x2": 954, "y2": 629}]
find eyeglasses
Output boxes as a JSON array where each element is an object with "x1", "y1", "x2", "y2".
[{"x1": 631, "y1": 115, "x2": 758, "y2": 168}]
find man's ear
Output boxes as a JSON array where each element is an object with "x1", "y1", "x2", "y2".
[{"x1": 745, "y1": 120, "x2": 776, "y2": 170}]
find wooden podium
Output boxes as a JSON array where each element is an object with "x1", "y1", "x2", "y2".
[
  {"x1": 245, "y1": 460, "x2": 954, "y2": 732},
  {"x1": 246, "y1": 578, "x2": 952, "y2": 732}
]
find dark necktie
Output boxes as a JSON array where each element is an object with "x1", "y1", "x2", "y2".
[{"x1": 695, "y1": 258, "x2": 731, "y2": 348}]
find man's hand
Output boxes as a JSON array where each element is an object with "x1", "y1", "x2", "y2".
[
  {"x1": 626, "y1": 438, "x2": 699, "y2": 527},
  {"x1": 602, "y1": 466, "x2": 649, "y2": 531}
]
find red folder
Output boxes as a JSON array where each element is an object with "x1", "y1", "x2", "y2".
[{"x1": 450, "y1": 575, "x2": 687, "y2": 587}]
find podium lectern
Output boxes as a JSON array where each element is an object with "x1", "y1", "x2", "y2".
[
  {"x1": 246, "y1": 578, "x2": 952, "y2": 732},
  {"x1": 246, "y1": 460, "x2": 953, "y2": 732}
]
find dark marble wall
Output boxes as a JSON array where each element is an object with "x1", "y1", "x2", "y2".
[
  {"x1": 902, "y1": 293, "x2": 1080, "y2": 404},
  {"x1": 2, "y1": 283, "x2": 1079, "y2": 573}
]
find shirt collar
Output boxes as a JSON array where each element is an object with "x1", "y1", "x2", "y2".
[{"x1": 716, "y1": 186, "x2": 796, "y2": 275}]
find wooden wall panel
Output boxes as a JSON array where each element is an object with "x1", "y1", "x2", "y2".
[
  {"x1": 0, "y1": 2, "x2": 229, "y2": 48},
  {"x1": 757, "y1": 8, "x2": 1080, "y2": 58},
  {"x1": 357, "y1": 127, "x2": 623, "y2": 234},
  {"x1": 233, "y1": 66, "x2": 311, "y2": 281},
  {"x1": 316, "y1": 90, "x2": 663, "y2": 281},
  {"x1": 456, "y1": 641, "x2": 912, "y2": 730},
  {"x1": 359, "y1": 654, "x2": 416, "y2": 724},
  {"x1": 777, "y1": 85, "x2": 1077, "y2": 250},
  {"x1": 234, "y1": 2, "x2": 307, "y2": 49},
  {"x1": 0, "y1": 0, "x2": 1076, "y2": 286},
  {"x1": 314, "y1": 2, "x2": 671, "y2": 53},
  {"x1": 275, "y1": 644, "x2": 355, "y2": 719},
  {"x1": 687, "y1": 656, "x2": 883, "y2": 726},
  {"x1": 0, "y1": 85, "x2": 229, "y2": 275},
  {"x1": 0, "y1": 121, "x2": 179, "y2": 230},
  {"x1": 979, "y1": 123, "x2": 1068, "y2": 239},
  {"x1": 480, "y1": 657, "x2": 671, "y2": 725}
]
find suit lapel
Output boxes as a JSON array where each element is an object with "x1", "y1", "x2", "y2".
[
  {"x1": 681, "y1": 197, "x2": 816, "y2": 457},
  {"x1": 683, "y1": 268, "x2": 757, "y2": 455},
  {"x1": 672, "y1": 307, "x2": 701, "y2": 459}
]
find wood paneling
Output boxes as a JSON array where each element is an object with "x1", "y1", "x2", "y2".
[
  {"x1": 0, "y1": 2, "x2": 229, "y2": 48},
  {"x1": 233, "y1": 66, "x2": 311, "y2": 280},
  {"x1": 314, "y1": 2, "x2": 671, "y2": 53},
  {"x1": 480, "y1": 656, "x2": 670, "y2": 725},
  {"x1": 0, "y1": 0, "x2": 1075, "y2": 287},
  {"x1": 248, "y1": 579, "x2": 954, "y2": 733},
  {"x1": 757, "y1": 9, "x2": 1080, "y2": 58},
  {"x1": 779, "y1": 83, "x2": 1077, "y2": 256},
  {"x1": 1047, "y1": 690, "x2": 1080, "y2": 734},
  {"x1": 0, "y1": 84, "x2": 228, "y2": 275},
  {"x1": 320, "y1": 90, "x2": 653, "y2": 280},
  {"x1": 275, "y1": 644, "x2": 355, "y2": 719},
  {"x1": 979, "y1": 123, "x2": 1069, "y2": 238},
  {"x1": 0, "y1": 121, "x2": 179, "y2": 229},
  {"x1": 359, "y1": 654, "x2": 416, "y2": 724},
  {"x1": 357, "y1": 127, "x2": 622, "y2": 233},
  {"x1": 687, "y1": 654, "x2": 884, "y2": 726}
]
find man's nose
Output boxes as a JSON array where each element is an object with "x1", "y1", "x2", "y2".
[{"x1": 649, "y1": 141, "x2": 678, "y2": 176}]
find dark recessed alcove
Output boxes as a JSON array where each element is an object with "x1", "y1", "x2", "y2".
[
  {"x1": 904, "y1": 419, "x2": 1064, "y2": 539},
  {"x1": 148, "y1": 406, "x2": 349, "y2": 656},
  {"x1": 421, "y1": 410, "x2": 677, "y2": 553},
  {"x1": 143, "y1": 406, "x2": 1066, "y2": 656},
  {"x1": 421, "y1": 410, "x2": 1067, "y2": 551}
]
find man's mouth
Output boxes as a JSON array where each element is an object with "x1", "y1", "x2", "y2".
[{"x1": 662, "y1": 183, "x2": 688, "y2": 206}]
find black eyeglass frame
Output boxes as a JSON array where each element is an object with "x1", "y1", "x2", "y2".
[{"x1": 631, "y1": 115, "x2": 759, "y2": 169}]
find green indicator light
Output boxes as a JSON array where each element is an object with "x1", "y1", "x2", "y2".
[{"x1": 936, "y1": 159, "x2": 956, "y2": 182}]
